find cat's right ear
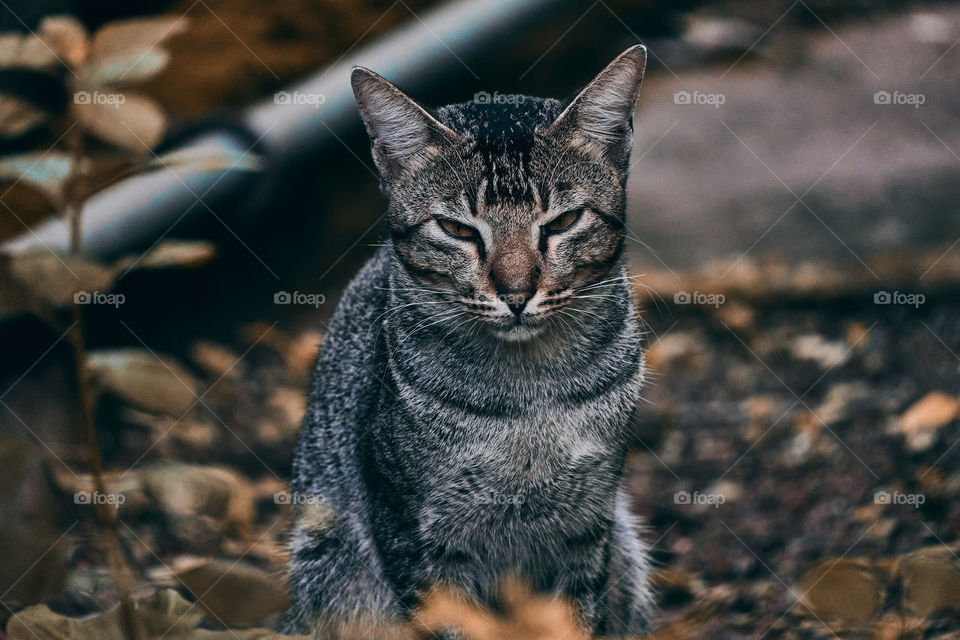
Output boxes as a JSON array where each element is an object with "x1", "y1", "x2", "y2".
[{"x1": 351, "y1": 67, "x2": 459, "y2": 181}]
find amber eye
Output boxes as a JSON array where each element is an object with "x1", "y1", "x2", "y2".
[
  {"x1": 544, "y1": 209, "x2": 583, "y2": 233},
  {"x1": 437, "y1": 218, "x2": 480, "y2": 240}
]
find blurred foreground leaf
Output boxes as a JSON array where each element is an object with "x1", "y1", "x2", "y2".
[
  {"x1": 0, "y1": 152, "x2": 76, "y2": 206},
  {"x1": 7, "y1": 588, "x2": 307, "y2": 640}
]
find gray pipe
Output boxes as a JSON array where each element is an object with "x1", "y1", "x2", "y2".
[{"x1": 2, "y1": 0, "x2": 572, "y2": 259}]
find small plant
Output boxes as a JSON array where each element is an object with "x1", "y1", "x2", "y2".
[{"x1": 0, "y1": 14, "x2": 261, "y2": 640}]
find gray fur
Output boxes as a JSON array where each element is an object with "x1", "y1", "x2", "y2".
[{"x1": 286, "y1": 45, "x2": 653, "y2": 638}]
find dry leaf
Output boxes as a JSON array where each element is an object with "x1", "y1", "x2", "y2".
[
  {"x1": 72, "y1": 92, "x2": 165, "y2": 153},
  {"x1": 87, "y1": 348, "x2": 199, "y2": 416},
  {"x1": 898, "y1": 547, "x2": 960, "y2": 617},
  {"x1": 797, "y1": 558, "x2": 884, "y2": 624},
  {"x1": 270, "y1": 387, "x2": 306, "y2": 429},
  {"x1": 140, "y1": 463, "x2": 232, "y2": 520},
  {"x1": 897, "y1": 392, "x2": 960, "y2": 452},
  {"x1": 0, "y1": 95, "x2": 48, "y2": 137},
  {"x1": 38, "y1": 15, "x2": 89, "y2": 68},
  {"x1": 0, "y1": 152, "x2": 75, "y2": 205},
  {"x1": 81, "y1": 48, "x2": 171, "y2": 87},
  {"x1": 89, "y1": 16, "x2": 189, "y2": 65},
  {"x1": 191, "y1": 340, "x2": 242, "y2": 379},
  {"x1": 0, "y1": 33, "x2": 58, "y2": 68},
  {"x1": 415, "y1": 579, "x2": 590, "y2": 640},
  {"x1": 7, "y1": 588, "x2": 305, "y2": 640},
  {"x1": 175, "y1": 559, "x2": 289, "y2": 628},
  {"x1": 3, "y1": 248, "x2": 116, "y2": 307}
]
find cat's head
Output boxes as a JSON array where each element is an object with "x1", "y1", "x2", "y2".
[{"x1": 352, "y1": 46, "x2": 646, "y2": 342}]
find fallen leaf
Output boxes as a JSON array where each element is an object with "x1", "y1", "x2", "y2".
[
  {"x1": 897, "y1": 392, "x2": 960, "y2": 452},
  {"x1": 7, "y1": 588, "x2": 306, "y2": 639},
  {"x1": 141, "y1": 463, "x2": 233, "y2": 520},
  {"x1": 175, "y1": 559, "x2": 288, "y2": 628},
  {"x1": 898, "y1": 546, "x2": 960, "y2": 617},
  {"x1": 191, "y1": 340, "x2": 242, "y2": 379},
  {"x1": 797, "y1": 558, "x2": 884, "y2": 624},
  {"x1": 790, "y1": 334, "x2": 849, "y2": 369},
  {"x1": 87, "y1": 348, "x2": 200, "y2": 416}
]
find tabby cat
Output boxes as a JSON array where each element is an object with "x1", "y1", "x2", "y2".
[{"x1": 286, "y1": 45, "x2": 653, "y2": 638}]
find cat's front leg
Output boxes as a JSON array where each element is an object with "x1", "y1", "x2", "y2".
[
  {"x1": 598, "y1": 495, "x2": 655, "y2": 637},
  {"x1": 283, "y1": 500, "x2": 406, "y2": 639}
]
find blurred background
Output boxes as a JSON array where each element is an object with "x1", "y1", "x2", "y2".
[{"x1": 0, "y1": 0, "x2": 959, "y2": 638}]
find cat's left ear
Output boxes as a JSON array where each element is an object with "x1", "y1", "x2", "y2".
[{"x1": 546, "y1": 44, "x2": 647, "y2": 168}]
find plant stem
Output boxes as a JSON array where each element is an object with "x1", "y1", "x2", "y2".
[{"x1": 65, "y1": 130, "x2": 142, "y2": 640}]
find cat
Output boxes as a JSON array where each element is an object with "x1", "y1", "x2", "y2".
[{"x1": 285, "y1": 45, "x2": 652, "y2": 638}]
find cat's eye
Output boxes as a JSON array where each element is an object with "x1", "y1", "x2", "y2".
[
  {"x1": 543, "y1": 209, "x2": 583, "y2": 234},
  {"x1": 437, "y1": 218, "x2": 480, "y2": 240}
]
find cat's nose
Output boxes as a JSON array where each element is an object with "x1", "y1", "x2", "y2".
[{"x1": 499, "y1": 287, "x2": 534, "y2": 316}]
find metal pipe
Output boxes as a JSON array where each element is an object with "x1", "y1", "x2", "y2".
[{"x1": 2, "y1": 0, "x2": 573, "y2": 259}]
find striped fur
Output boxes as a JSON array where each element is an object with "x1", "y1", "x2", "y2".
[{"x1": 286, "y1": 46, "x2": 652, "y2": 638}]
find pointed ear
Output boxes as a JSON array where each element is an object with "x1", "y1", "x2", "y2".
[
  {"x1": 546, "y1": 45, "x2": 647, "y2": 167},
  {"x1": 351, "y1": 67, "x2": 459, "y2": 181}
]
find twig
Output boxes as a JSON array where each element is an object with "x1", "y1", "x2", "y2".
[{"x1": 65, "y1": 128, "x2": 143, "y2": 640}]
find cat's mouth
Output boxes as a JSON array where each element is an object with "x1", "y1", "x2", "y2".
[
  {"x1": 492, "y1": 322, "x2": 546, "y2": 342},
  {"x1": 486, "y1": 311, "x2": 550, "y2": 342}
]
